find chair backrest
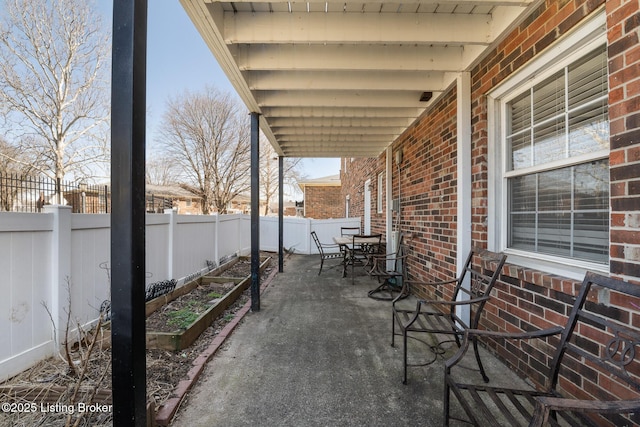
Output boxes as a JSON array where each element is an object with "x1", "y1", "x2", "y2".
[
  {"x1": 548, "y1": 272, "x2": 640, "y2": 401},
  {"x1": 310, "y1": 231, "x2": 324, "y2": 255},
  {"x1": 453, "y1": 249, "x2": 507, "y2": 328},
  {"x1": 341, "y1": 226, "x2": 361, "y2": 236},
  {"x1": 352, "y1": 233, "x2": 382, "y2": 253}
]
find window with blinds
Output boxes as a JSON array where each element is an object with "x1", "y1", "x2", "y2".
[{"x1": 505, "y1": 45, "x2": 609, "y2": 263}]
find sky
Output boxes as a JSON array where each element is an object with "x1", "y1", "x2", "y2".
[{"x1": 98, "y1": 1, "x2": 340, "y2": 182}]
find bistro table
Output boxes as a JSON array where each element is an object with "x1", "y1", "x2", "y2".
[{"x1": 333, "y1": 235, "x2": 383, "y2": 283}]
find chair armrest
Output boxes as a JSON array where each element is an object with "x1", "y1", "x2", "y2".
[
  {"x1": 417, "y1": 296, "x2": 490, "y2": 307},
  {"x1": 535, "y1": 396, "x2": 640, "y2": 413},
  {"x1": 445, "y1": 326, "x2": 564, "y2": 371},
  {"x1": 530, "y1": 397, "x2": 640, "y2": 426}
]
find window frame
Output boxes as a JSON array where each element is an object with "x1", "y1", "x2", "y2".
[{"x1": 487, "y1": 10, "x2": 609, "y2": 280}]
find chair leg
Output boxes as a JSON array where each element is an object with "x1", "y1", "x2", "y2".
[
  {"x1": 472, "y1": 335, "x2": 489, "y2": 383},
  {"x1": 443, "y1": 377, "x2": 451, "y2": 427},
  {"x1": 318, "y1": 257, "x2": 323, "y2": 275},
  {"x1": 402, "y1": 329, "x2": 408, "y2": 384},
  {"x1": 351, "y1": 253, "x2": 355, "y2": 285},
  {"x1": 391, "y1": 313, "x2": 396, "y2": 347}
]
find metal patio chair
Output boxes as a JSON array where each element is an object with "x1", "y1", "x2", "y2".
[{"x1": 310, "y1": 231, "x2": 343, "y2": 275}]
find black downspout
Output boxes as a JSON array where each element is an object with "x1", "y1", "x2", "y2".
[
  {"x1": 278, "y1": 156, "x2": 284, "y2": 272},
  {"x1": 110, "y1": 0, "x2": 147, "y2": 425},
  {"x1": 250, "y1": 112, "x2": 261, "y2": 311}
]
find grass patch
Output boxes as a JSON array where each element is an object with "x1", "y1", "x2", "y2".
[
  {"x1": 207, "y1": 291, "x2": 224, "y2": 299},
  {"x1": 167, "y1": 301, "x2": 209, "y2": 330}
]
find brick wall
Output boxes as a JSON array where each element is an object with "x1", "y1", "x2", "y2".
[
  {"x1": 397, "y1": 88, "x2": 459, "y2": 293},
  {"x1": 340, "y1": 90, "x2": 459, "y2": 293},
  {"x1": 341, "y1": 0, "x2": 640, "y2": 418},
  {"x1": 304, "y1": 185, "x2": 344, "y2": 219},
  {"x1": 340, "y1": 156, "x2": 385, "y2": 231},
  {"x1": 607, "y1": 0, "x2": 640, "y2": 282}
]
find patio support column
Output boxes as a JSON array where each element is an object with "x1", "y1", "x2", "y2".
[
  {"x1": 278, "y1": 156, "x2": 284, "y2": 272},
  {"x1": 456, "y1": 72, "x2": 472, "y2": 324},
  {"x1": 251, "y1": 112, "x2": 261, "y2": 311},
  {"x1": 385, "y1": 147, "x2": 393, "y2": 256},
  {"x1": 110, "y1": 0, "x2": 147, "y2": 425}
]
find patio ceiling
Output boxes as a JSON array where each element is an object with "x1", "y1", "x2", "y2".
[{"x1": 181, "y1": 0, "x2": 538, "y2": 158}]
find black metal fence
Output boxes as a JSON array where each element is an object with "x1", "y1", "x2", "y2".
[{"x1": 0, "y1": 173, "x2": 173, "y2": 214}]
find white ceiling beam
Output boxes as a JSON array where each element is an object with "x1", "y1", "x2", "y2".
[
  {"x1": 280, "y1": 143, "x2": 387, "y2": 151},
  {"x1": 224, "y1": 12, "x2": 497, "y2": 45},
  {"x1": 256, "y1": 90, "x2": 433, "y2": 108},
  {"x1": 278, "y1": 134, "x2": 394, "y2": 142},
  {"x1": 280, "y1": 144, "x2": 389, "y2": 153},
  {"x1": 246, "y1": 70, "x2": 458, "y2": 91},
  {"x1": 260, "y1": 106, "x2": 425, "y2": 118},
  {"x1": 265, "y1": 116, "x2": 414, "y2": 127},
  {"x1": 282, "y1": 150, "x2": 381, "y2": 158},
  {"x1": 272, "y1": 126, "x2": 404, "y2": 136},
  {"x1": 235, "y1": 44, "x2": 483, "y2": 72}
]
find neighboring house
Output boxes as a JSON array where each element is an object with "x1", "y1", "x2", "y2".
[
  {"x1": 144, "y1": 186, "x2": 270, "y2": 215},
  {"x1": 297, "y1": 174, "x2": 343, "y2": 219},
  {"x1": 226, "y1": 193, "x2": 268, "y2": 214},
  {"x1": 267, "y1": 199, "x2": 300, "y2": 217},
  {"x1": 145, "y1": 184, "x2": 202, "y2": 214}
]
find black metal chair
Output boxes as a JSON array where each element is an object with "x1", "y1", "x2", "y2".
[
  {"x1": 444, "y1": 271, "x2": 640, "y2": 426},
  {"x1": 340, "y1": 226, "x2": 361, "y2": 237},
  {"x1": 391, "y1": 249, "x2": 507, "y2": 384},
  {"x1": 344, "y1": 233, "x2": 382, "y2": 284},
  {"x1": 310, "y1": 231, "x2": 343, "y2": 275},
  {"x1": 367, "y1": 241, "x2": 409, "y2": 301}
]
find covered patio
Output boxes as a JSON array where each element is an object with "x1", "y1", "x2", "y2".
[
  {"x1": 108, "y1": 0, "x2": 640, "y2": 425},
  {"x1": 170, "y1": 253, "x2": 527, "y2": 426}
]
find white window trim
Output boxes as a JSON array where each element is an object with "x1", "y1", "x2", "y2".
[{"x1": 487, "y1": 9, "x2": 608, "y2": 280}]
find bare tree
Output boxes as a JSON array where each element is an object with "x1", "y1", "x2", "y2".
[
  {"x1": 0, "y1": 0, "x2": 111, "y2": 190},
  {"x1": 145, "y1": 152, "x2": 180, "y2": 186},
  {"x1": 259, "y1": 139, "x2": 302, "y2": 215},
  {"x1": 159, "y1": 86, "x2": 251, "y2": 214},
  {"x1": 0, "y1": 136, "x2": 37, "y2": 175},
  {"x1": 0, "y1": 136, "x2": 40, "y2": 210}
]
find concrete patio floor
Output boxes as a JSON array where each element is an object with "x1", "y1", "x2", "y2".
[{"x1": 171, "y1": 253, "x2": 530, "y2": 426}]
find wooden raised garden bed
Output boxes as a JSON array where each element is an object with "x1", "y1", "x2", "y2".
[{"x1": 145, "y1": 256, "x2": 271, "y2": 351}]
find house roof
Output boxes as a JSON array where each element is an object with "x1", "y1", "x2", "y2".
[
  {"x1": 145, "y1": 184, "x2": 198, "y2": 199},
  {"x1": 298, "y1": 174, "x2": 341, "y2": 189},
  {"x1": 181, "y1": 0, "x2": 538, "y2": 159}
]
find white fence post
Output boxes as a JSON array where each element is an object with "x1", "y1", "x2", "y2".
[
  {"x1": 215, "y1": 214, "x2": 220, "y2": 266},
  {"x1": 164, "y1": 209, "x2": 177, "y2": 279},
  {"x1": 44, "y1": 205, "x2": 72, "y2": 349}
]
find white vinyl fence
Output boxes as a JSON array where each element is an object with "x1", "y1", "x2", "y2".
[{"x1": 0, "y1": 206, "x2": 359, "y2": 379}]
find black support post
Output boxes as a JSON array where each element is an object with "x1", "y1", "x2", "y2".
[
  {"x1": 278, "y1": 156, "x2": 284, "y2": 272},
  {"x1": 250, "y1": 112, "x2": 261, "y2": 311},
  {"x1": 110, "y1": 0, "x2": 147, "y2": 425}
]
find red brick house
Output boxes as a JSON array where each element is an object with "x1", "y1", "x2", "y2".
[
  {"x1": 297, "y1": 174, "x2": 344, "y2": 219},
  {"x1": 337, "y1": 1, "x2": 640, "y2": 416}
]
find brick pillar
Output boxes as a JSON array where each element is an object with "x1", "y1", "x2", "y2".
[{"x1": 607, "y1": 0, "x2": 640, "y2": 281}]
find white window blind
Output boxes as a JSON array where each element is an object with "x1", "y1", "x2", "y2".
[{"x1": 505, "y1": 45, "x2": 609, "y2": 264}]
